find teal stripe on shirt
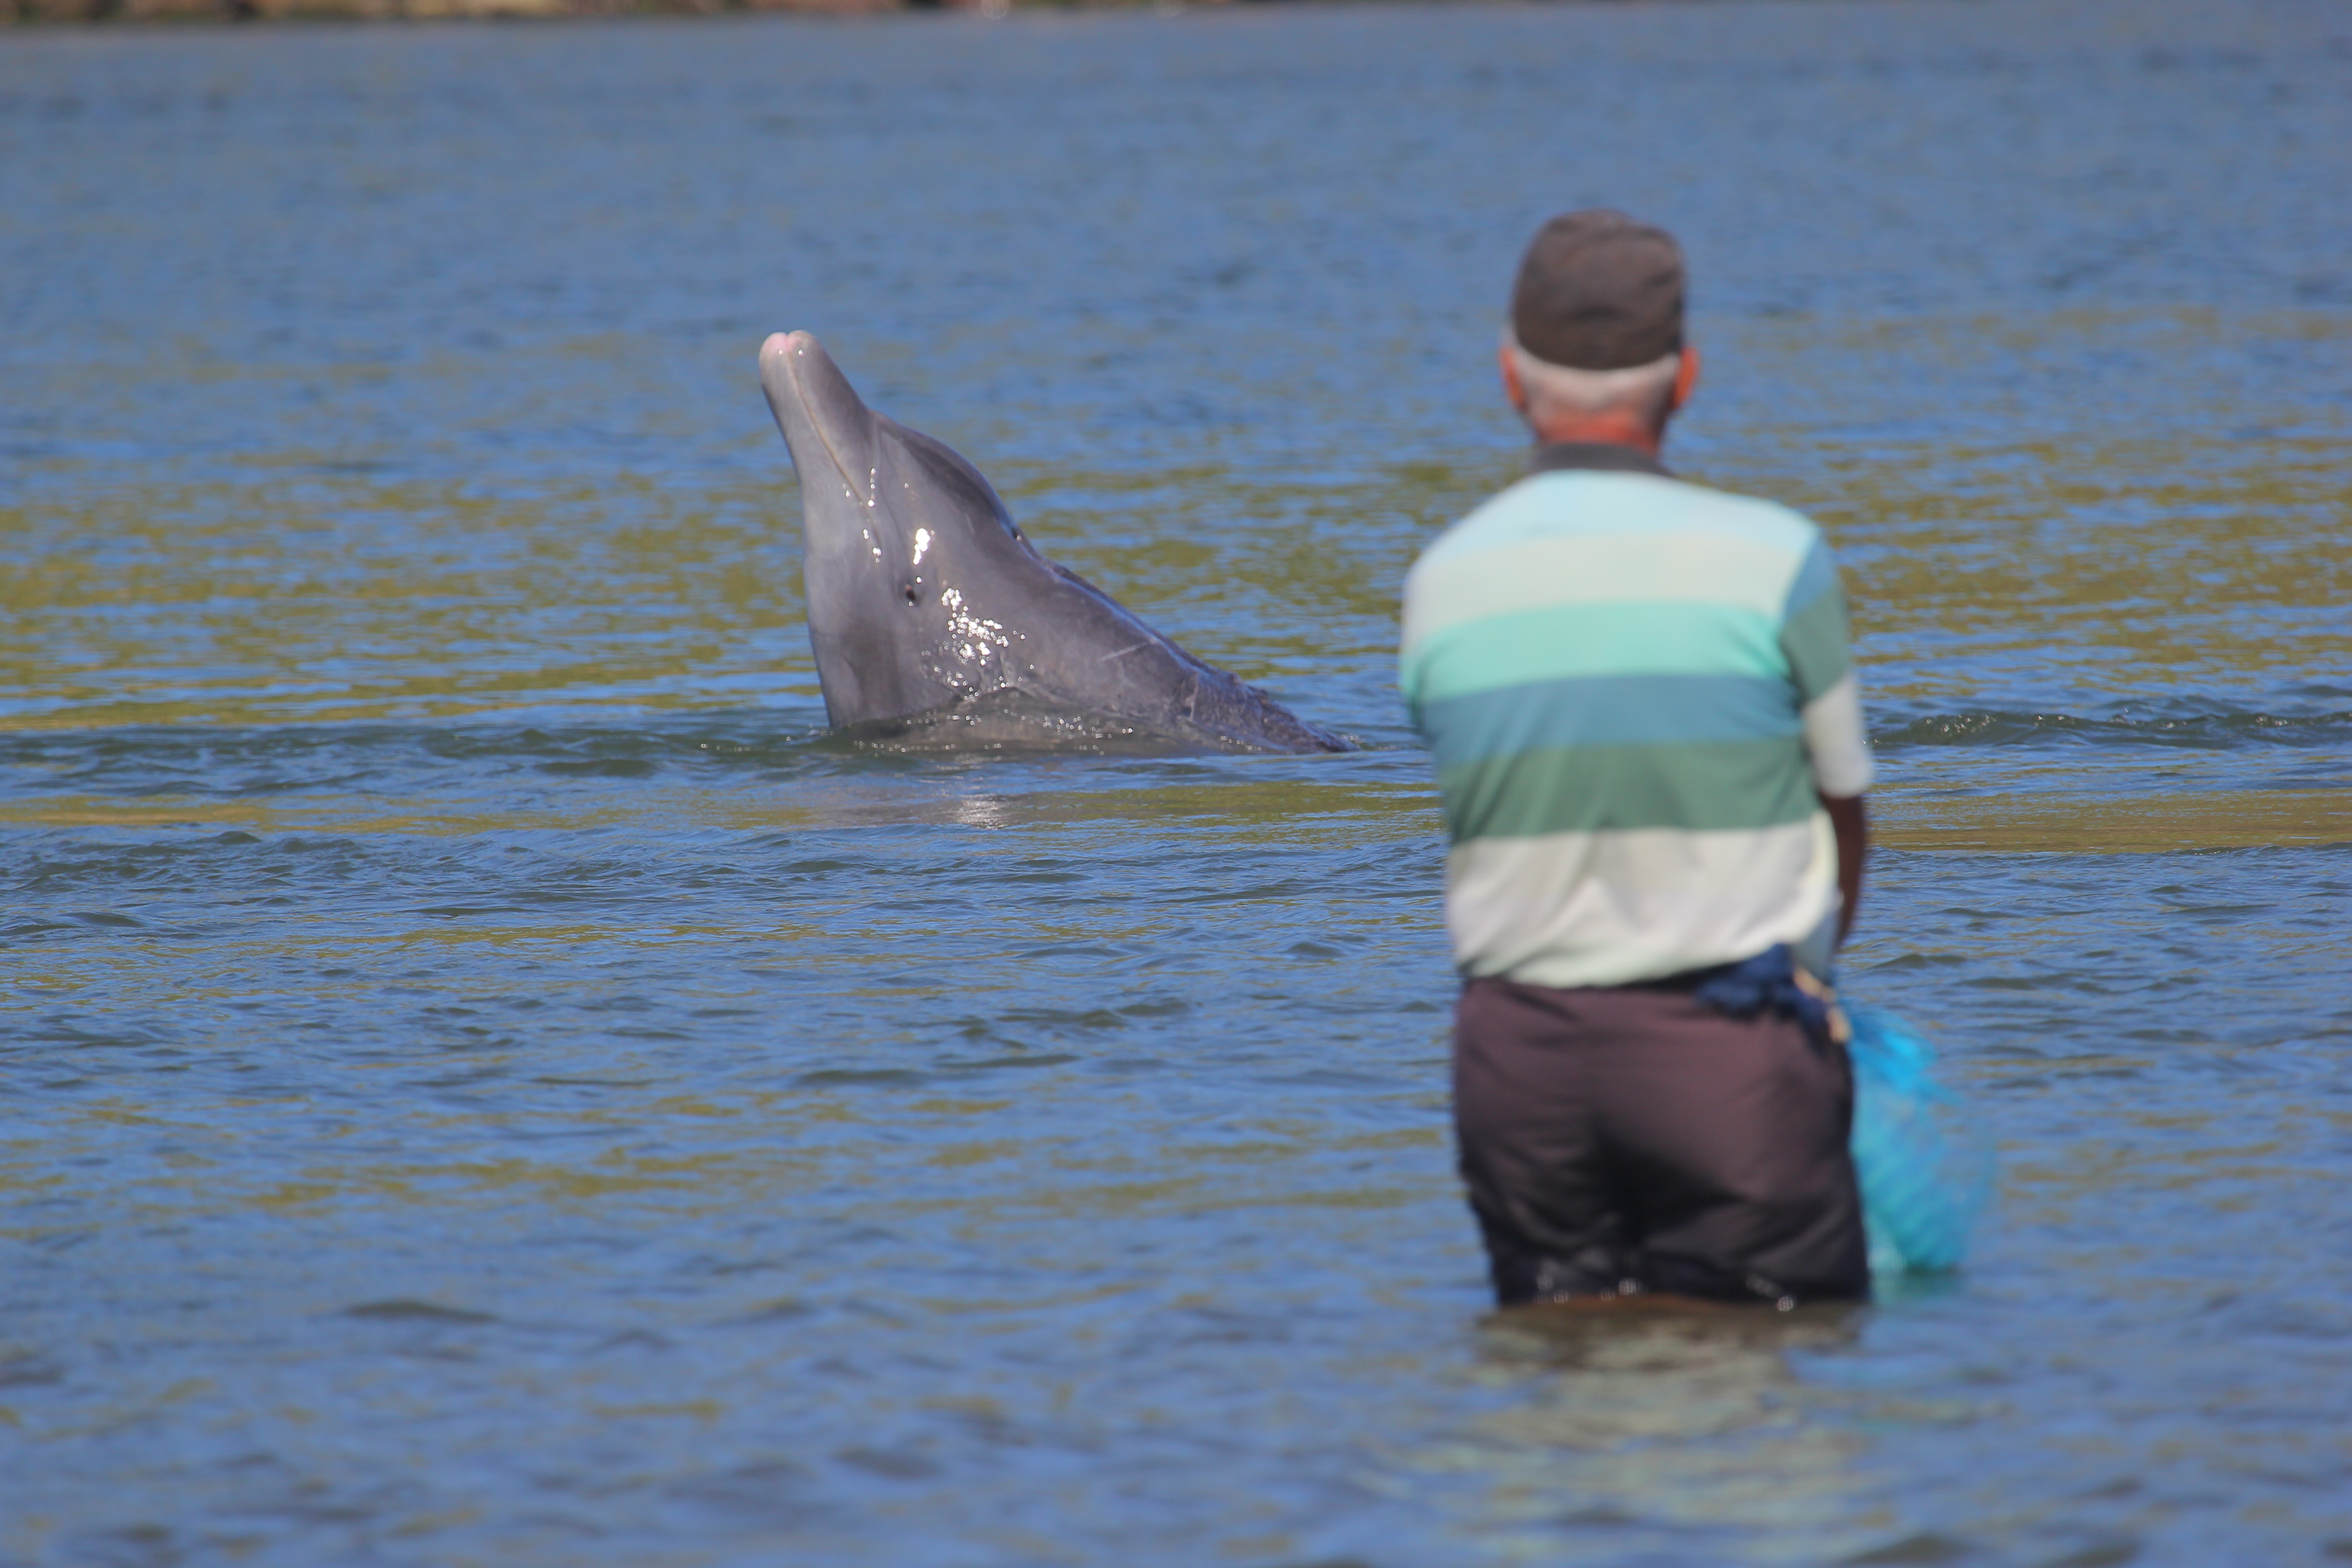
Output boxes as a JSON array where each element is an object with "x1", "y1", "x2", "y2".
[
  {"x1": 1416, "y1": 672, "x2": 1802, "y2": 774},
  {"x1": 1401, "y1": 601, "x2": 1786, "y2": 707}
]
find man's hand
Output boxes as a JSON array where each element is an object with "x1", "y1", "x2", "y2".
[{"x1": 1820, "y1": 793, "x2": 1868, "y2": 948}]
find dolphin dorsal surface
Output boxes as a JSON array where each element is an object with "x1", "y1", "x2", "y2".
[{"x1": 758, "y1": 332, "x2": 1348, "y2": 753}]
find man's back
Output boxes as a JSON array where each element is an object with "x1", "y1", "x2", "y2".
[{"x1": 1401, "y1": 446, "x2": 1870, "y2": 990}]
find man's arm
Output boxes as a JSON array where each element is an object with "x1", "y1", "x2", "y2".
[
  {"x1": 1820, "y1": 792, "x2": 1867, "y2": 948},
  {"x1": 1781, "y1": 536, "x2": 1872, "y2": 952}
]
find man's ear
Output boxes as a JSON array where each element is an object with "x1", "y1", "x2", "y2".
[
  {"x1": 1499, "y1": 343, "x2": 1528, "y2": 413},
  {"x1": 1669, "y1": 345, "x2": 1700, "y2": 414}
]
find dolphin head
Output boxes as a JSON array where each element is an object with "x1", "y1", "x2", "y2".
[{"x1": 759, "y1": 331, "x2": 1044, "y2": 727}]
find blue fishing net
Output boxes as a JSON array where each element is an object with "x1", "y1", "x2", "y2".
[{"x1": 1845, "y1": 1003, "x2": 1995, "y2": 1274}]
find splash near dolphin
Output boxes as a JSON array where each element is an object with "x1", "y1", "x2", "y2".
[{"x1": 757, "y1": 332, "x2": 1349, "y2": 754}]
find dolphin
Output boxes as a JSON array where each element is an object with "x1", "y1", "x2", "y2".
[{"x1": 757, "y1": 331, "x2": 1348, "y2": 753}]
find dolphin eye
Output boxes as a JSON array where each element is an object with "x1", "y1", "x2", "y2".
[{"x1": 903, "y1": 583, "x2": 921, "y2": 605}]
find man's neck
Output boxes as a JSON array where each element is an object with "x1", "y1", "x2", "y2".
[
  {"x1": 1524, "y1": 412, "x2": 1666, "y2": 456},
  {"x1": 1529, "y1": 441, "x2": 1670, "y2": 479}
]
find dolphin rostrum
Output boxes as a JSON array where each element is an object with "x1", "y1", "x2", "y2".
[{"x1": 757, "y1": 331, "x2": 1348, "y2": 753}]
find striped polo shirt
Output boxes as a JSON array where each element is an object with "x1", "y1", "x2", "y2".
[{"x1": 1399, "y1": 444, "x2": 1874, "y2": 989}]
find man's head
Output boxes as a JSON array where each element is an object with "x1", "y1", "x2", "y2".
[{"x1": 1500, "y1": 210, "x2": 1697, "y2": 453}]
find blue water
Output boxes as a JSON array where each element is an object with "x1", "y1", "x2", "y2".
[{"x1": 4, "y1": 2, "x2": 2350, "y2": 1563}]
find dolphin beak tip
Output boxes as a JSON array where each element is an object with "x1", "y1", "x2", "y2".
[
  {"x1": 757, "y1": 331, "x2": 867, "y2": 496},
  {"x1": 758, "y1": 332, "x2": 823, "y2": 417}
]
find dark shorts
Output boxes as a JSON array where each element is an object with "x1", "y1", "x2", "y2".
[{"x1": 1454, "y1": 974, "x2": 1870, "y2": 1308}]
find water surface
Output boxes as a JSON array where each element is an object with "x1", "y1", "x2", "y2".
[{"x1": 4, "y1": 3, "x2": 2351, "y2": 1563}]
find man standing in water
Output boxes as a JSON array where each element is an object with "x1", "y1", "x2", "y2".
[{"x1": 1399, "y1": 212, "x2": 1876, "y2": 1309}]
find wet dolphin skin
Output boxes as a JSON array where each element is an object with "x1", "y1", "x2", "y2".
[{"x1": 757, "y1": 331, "x2": 1348, "y2": 753}]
